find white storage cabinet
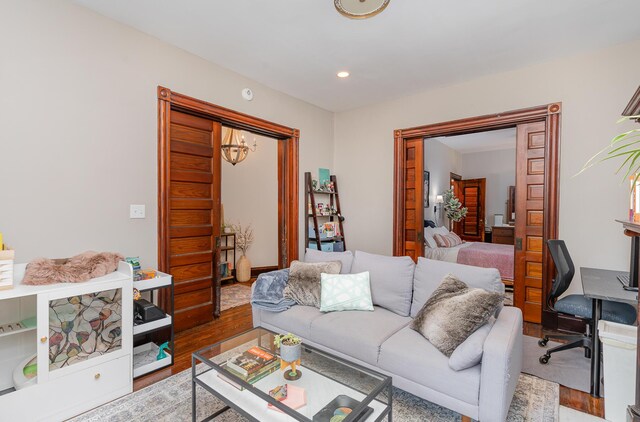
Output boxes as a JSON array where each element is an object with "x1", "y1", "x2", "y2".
[{"x1": 0, "y1": 262, "x2": 133, "y2": 421}]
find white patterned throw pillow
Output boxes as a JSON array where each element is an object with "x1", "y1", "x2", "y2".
[{"x1": 320, "y1": 271, "x2": 374, "y2": 312}]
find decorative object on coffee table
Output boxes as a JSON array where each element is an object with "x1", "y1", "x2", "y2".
[
  {"x1": 232, "y1": 222, "x2": 254, "y2": 282},
  {"x1": 274, "y1": 333, "x2": 303, "y2": 380}
]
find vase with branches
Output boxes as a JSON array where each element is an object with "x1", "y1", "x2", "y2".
[{"x1": 232, "y1": 223, "x2": 254, "y2": 282}]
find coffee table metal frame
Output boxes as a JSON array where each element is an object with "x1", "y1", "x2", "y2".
[{"x1": 191, "y1": 327, "x2": 393, "y2": 422}]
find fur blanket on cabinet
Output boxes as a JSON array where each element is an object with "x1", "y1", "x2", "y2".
[{"x1": 22, "y1": 251, "x2": 124, "y2": 285}]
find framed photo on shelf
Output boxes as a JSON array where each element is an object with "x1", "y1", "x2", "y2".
[{"x1": 424, "y1": 171, "x2": 430, "y2": 208}]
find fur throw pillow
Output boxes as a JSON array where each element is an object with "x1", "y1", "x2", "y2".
[
  {"x1": 410, "y1": 274, "x2": 503, "y2": 357},
  {"x1": 283, "y1": 260, "x2": 342, "y2": 307},
  {"x1": 22, "y1": 251, "x2": 124, "y2": 285}
]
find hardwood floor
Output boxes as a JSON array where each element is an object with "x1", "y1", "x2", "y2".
[
  {"x1": 134, "y1": 282, "x2": 254, "y2": 391},
  {"x1": 134, "y1": 297, "x2": 604, "y2": 418}
]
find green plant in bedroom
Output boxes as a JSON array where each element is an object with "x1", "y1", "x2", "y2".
[
  {"x1": 232, "y1": 222, "x2": 254, "y2": 282},
  {"x1": 579, "y1": 115, "x2": 640, "y2": 185},
  {"x1": 443, "y1": 189, "x2": 468, "y2": 222}
]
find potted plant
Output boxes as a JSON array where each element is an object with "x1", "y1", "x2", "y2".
[
  {"x1": 580, "y1": 115, "x2": 640, "y2": 184},
  {"x1": 443, "y1": 189, "x2": 468, "y2": 223},
  {"x1": 232, "y1": 222, "x2": 254, "y2": 282},
  {"x1": 274, "y1": 333, "x2": 302, "y2": 380}
]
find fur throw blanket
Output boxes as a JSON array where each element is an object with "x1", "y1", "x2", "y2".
[{"x1": 22, "y1": 251, "x2": 124, "y2": 285}]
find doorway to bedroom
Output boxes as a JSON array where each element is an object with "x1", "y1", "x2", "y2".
[
  {"x1": 393, "y1": 104, "x2": 561, "y2": 326},
  {"x1": 423, "y1": 128, "x2": 517, "y2": 306}
]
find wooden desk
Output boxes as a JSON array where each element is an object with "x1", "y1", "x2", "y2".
[{"x1": 582, "y1": 267, "x2": 638, "y2": 398}]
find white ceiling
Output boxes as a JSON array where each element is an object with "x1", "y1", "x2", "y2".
[
  {"x1": 433, "y1": 128, "x2": 516, "y2": 154},
  {"x1": 75, "y1": 0, "x2": 640, "y2": 112}
]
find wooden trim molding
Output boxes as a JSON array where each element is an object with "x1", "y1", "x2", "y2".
[
  {"x1": 157, "y1": 86, "x2": 299, "y2": 317},
  {"x1": 393, "y1": 103, "x2": 562, "y2": 327}
]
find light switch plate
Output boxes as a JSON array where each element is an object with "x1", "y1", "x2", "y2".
[{"x1": 130, "y1": 204, "x2": 145, "y2": 219}]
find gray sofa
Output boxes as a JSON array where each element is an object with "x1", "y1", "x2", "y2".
[{"x1": 251, "y1": 253, "x2": 523, "y2": 421}]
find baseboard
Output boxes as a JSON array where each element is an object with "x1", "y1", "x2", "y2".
[{"x1": 251, "y1": 266, "x2": 278, "y2": 278}]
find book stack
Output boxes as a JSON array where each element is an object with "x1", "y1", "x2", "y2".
[{"x1": 219, "y1": 346, "x2": 280, "y2": 390}]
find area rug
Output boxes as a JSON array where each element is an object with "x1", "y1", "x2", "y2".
[
  {"x1": 220, "y1": 284, "x2": 252, "y2": 312},
  {"x1": 69, "y1": 370, "x2": 558, "y2": 422},
  {"x1": 522, "y1": 335, "x2": 594, "y2": 394}
]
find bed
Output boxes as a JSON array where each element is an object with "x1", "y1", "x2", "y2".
[{"x1": 424, "y1": 226, "x2": 514, "y2": 284}]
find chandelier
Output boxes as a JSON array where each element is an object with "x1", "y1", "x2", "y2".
[
  {"x1": 221, "y1": 129, "x2": 257, "y2": 166},
  {"x1": 334, "y1": 0, "x2": 390, "y2": 19}
]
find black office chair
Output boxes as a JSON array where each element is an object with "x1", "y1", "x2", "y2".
[{"x1": 538, "y1": 240, "x2": 637, "y2": 364}]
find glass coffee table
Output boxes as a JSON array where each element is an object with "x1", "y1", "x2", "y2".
[{"x1": 192, "y1": 327, "x2": 392, "y2": 422}]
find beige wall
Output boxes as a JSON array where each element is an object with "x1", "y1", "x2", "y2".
[
  {"x1": 0, "y1": 0, "x2": 334, "y2": 267},
  {"x1": 459, "y1": 148, "x2": 516, "y2": 225},
  {"x1": 335, "y1": 39, "x2": 640, "y2": 295},
  {"x1": 221, "y1": 129, "x2": 278, "y2": 268}
]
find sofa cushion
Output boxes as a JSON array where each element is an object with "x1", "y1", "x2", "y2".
[
  {"x1": 308, "y1": 306, "x2": 411, "y2": 365},
  {"x1": 283, "y1": 260, "x2": 342, "y2": 307},
  {"x1": 259, "y1": 305, "x2": 325, "y2": 339},
  {"x1": 411, "y1": 274, "x2": 503, "y2": 356},
  {"x1": 411, "y1": 258, "x2": 504, "y2": 318},
  {"x1": 304, "y1": 249, "x2": 354, "y2": 274},
  {"x1": 378, "y1": 326, "x2": 482, "y2": 406},
  {"x1": 350, "y1": 251, "x2": 415, "y2": 316}
]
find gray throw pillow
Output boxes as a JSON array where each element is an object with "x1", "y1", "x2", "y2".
[
  {"x1": 283, "y1": 260, "x2": 342, "y2": 307},
  {"x1": 448, "y1": 318, "x2": 495, "y2": 371},
  {"x1": 410, "y1": 274, "x2": 503, "y2": 357}
]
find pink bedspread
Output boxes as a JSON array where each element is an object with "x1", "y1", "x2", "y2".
[{"x1": 457, "y1": 242, "x2": 514, "y2": 281}]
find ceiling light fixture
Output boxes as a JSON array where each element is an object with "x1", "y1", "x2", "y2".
[
  {"x1": 337, "y1": 71, "x2": 350, "y2": 78},
  {"x1": 221, "y1": 129, "x2": 257, "y2": 166},
  {"x1": 334, "y1": 0, "x2": 390, "y2": 19}
]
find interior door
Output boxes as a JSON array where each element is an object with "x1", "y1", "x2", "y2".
[
  {"x1": 454, "y1": 178, "x2": 486, "y2": 242},
  {"x1": 166, "y1": 110, "x2": 221, "y2": 332},
  {"x1": 514, "y1": 121, "x2": 546, "y2": 323},
  {"x1": 402, "y1": 138, "x2": 424, "y2": 261}
]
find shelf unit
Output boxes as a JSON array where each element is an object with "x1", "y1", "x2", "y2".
[
  {"x1": 132, "y1": 271, "x2": 174, "y2": 379},
  {"x1": 305, "y1": 172, "x2": 346, "y2": 251},
  {"x1": 220, "y1": 232, "x2": 236, "y2": 283}
]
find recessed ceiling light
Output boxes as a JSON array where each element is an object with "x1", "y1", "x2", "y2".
[{"x1": 337, "y1": 71, "x2": 350, "y2": 78}]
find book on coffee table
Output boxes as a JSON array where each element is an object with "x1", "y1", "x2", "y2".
[
  {"x1": 267, "y1": 384, "x2": 307, "y2": 412},
  {"x1": 227, "y1": 346, "x2": 277, "y2": 377}
]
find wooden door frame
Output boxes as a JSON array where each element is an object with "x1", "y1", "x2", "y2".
[
  {"x1": 393, "y1": 103, "x2": 561, "y2": 326},
  {"x1": 158, "y1": 86, "x2": 299, "y2": 316}
]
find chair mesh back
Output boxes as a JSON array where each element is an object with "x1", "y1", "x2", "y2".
[{"x1": 547, "y1": 240, "x2": 575, "y2": 302}]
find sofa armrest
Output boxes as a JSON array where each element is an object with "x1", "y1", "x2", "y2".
[
  {"x1": 250, "y1": 281, "x2": 261, "y2": 328},
  {"x1": 478, "y1": 306, "x2": 523, "y2": 422}
]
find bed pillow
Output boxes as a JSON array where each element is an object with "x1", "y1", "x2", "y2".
[
  {"x1": 448, "y1": 318, "x2": 496, "y2": 371},
  {"x1": 424, "y1": 227, "x2": 438, "y2": 248},
  {"x1": 411, "y1": 274, "x2": 503, "y2": 356},
  {"x1": 434, "y1": 226, "x2": 450, "y2": 236},
  {"x1": 319, "y1": 272, "x2": 374, "y2": 312},
  {"x1": 304, "y1": 249, "x2": 353, "y2": 274},
  {"x1": 434, "y1": 232, "x2": 463, "y2": 248},
  {"x1": 283, "y1": 260, "x2": 342, "y2": 307}
]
